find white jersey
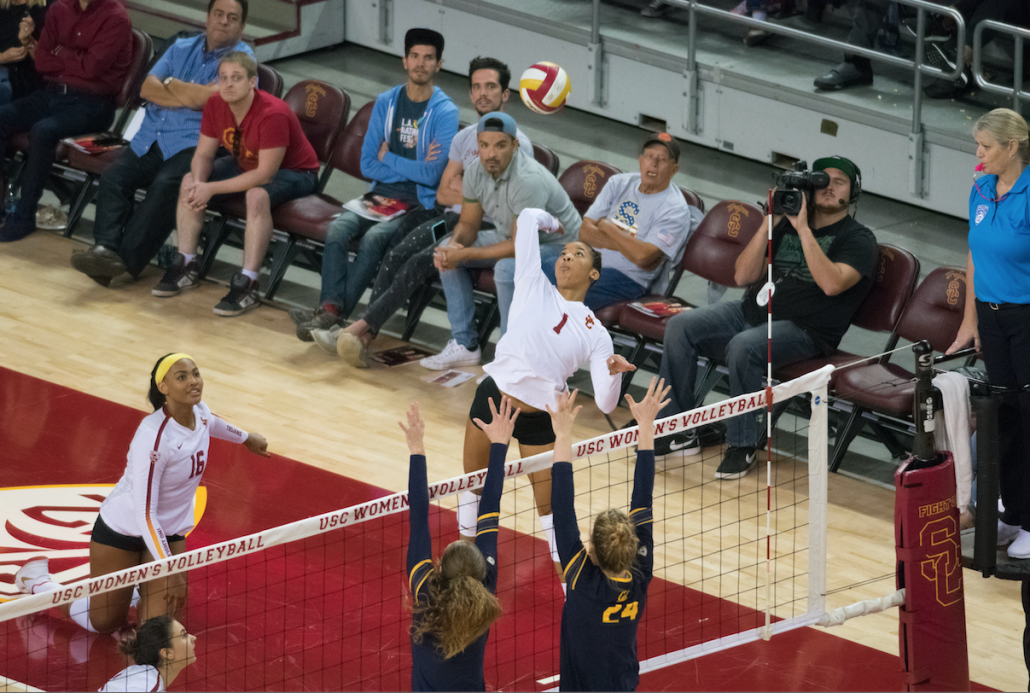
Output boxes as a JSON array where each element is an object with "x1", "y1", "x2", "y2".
[
  {"x1": 99, "y1": 664, "x2": 164, "y2": 692},
  {"x1": 100, "y1": 401, "x2": 248, "y2": 560},
  {"x1": 484, "y1": 208, "x2": 621, "y2": 413}
]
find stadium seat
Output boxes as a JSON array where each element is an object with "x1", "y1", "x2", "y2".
[
  {"x1": 61, "y1": 58, "x2": 280, "y2": 238},
  {"x1": 330, "y1": 101, "x2": 375, "y2": 184},
  {"x1": 679, "y1": 185, "x2": 705, "y2": 213},
  {"x1": 558, "y1": 160, "x2": 622, "y2": 216},
  {"x1": 198, "y1": 80, "x2": 350, "y2": 293},
  {"x1": 829, "y1": 266, "x2": 967, "y2": 472},
  {"x1": 532, "y1": 143, "x2": 560, "y2": 176},
  {"x1": 615, "y1": 200, "x2": 765, "y2": 399}
]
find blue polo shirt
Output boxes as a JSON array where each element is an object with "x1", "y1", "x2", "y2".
[
  {"x1": 132, "y1": 34, "x2": 253, "y2": 159},
  {"x1": 968, "y1": 164, "x2": 1030, "y2": 304}
]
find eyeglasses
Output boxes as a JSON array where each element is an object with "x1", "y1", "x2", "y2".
[{"x1": 232, "y1": 128, "x2": 241, "y2": 159}]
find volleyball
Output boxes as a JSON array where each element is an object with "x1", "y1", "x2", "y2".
[{"x1": 519, "y1": 62, "x2": 571, "y2": 115}]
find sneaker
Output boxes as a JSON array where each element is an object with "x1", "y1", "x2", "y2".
[
  {"x1": 715, "y1": 446, "x2": 757, "y2": 480},
  {"x1": 336, "y1": 331, "x2": 369, "y2": 368},
  {"x1": 152, "y1": 254, "x2": 199, "y2": 297},
  {"x1": 653, "y1": 422, "x2": 726, "y2": 456},
  {"x1": 1008, "y1": 529, "x2": 1030, "y2": 559},
  {"x1": 998, "y1": 520, "x2": 1021, "y2": 547},
  {"x1": 15, "y1": 557, "x2": 50, "y2": 594},
  {"x1": 296, "y1": 307, "x2": 340, "y2": 342},
  {"x1": 71, "y1": 245, "x2": 127, "y2": 280},
  {"x1": 312, "y1": 325, "x2": 341, "y2": 355},
  {"x1": 744, "y1": 28, "x2": 772, "y2": 46},
  {"x1": 419, "y1": 339, "x2": 481, "y2": 370},
  {"x1": 640, "y1": 0, "x2": 667, "y2": 18},
  {"x1": 213, "y1": 272, "x2": 261, "y2": 317}
]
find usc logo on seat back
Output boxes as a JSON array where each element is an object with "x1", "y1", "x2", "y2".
[{"x1": 305, "y1": 83, "x2": 326, "y2": 118}]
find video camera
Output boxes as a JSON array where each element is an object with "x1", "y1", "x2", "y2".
[{"x1": 770, "y1": 161, "x2": 829, "y2": 216}]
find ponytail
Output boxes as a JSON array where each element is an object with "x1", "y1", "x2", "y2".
[
  {"x1": 591, "y1": 508, "x2": 639, "y2": 576},
  {"x1": 148, "y1": 353, "x2": 175, "y2": 411},
  {"x1": 118, "y1": 615, "x2": 173, "y2": 667}
]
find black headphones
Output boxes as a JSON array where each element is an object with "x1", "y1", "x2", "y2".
[{"x1": 825, "y1": 155, "x2": 862, "y2": 203}]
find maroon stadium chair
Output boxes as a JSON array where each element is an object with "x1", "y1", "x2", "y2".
[
  {"x1": 532, "y1": 143, "x2": 560, "y2": 176},
  {"x1": 680, "y1": 185, "x2": 705, "y2": 213},
  {"x1": 615, "y1": 200, "x2": 765, "y2": 399},
  {"x1": 558, "y1": 160, "x2": 622, "y2": 216},
  {"x1": 198, "y1": 80, "x2": 350, "y2": 293},
  {"x1": 828, "y1": 266, "x2": 967, "y2": 472},
  {"x1": 256, "y1": 63, "x2": 284, "y2": 99}
]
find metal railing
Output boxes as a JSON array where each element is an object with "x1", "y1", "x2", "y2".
[{"x1": 972, "y1": 19, "x2": 1030, "y2": 110}]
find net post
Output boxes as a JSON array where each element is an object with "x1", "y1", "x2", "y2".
[{"x1": 807, "y1": 372, "x2": 830, "y2": 619}]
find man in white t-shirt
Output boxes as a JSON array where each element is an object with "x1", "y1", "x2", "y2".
[{"x1": 549, "y1": 132, "x2": 702, "y2": 311}]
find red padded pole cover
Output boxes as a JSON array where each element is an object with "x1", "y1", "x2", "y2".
[{"x1": 895, "y1": 452, "x2": 970, "y2": 692}]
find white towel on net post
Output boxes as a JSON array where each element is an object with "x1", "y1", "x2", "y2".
[{"x1": 931, "y1": 371, "x2": 973, "y2": 511}]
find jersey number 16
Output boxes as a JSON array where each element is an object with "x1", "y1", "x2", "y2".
[{"x1": 188, "y1": 451, "x2": 206, "y2": 479}]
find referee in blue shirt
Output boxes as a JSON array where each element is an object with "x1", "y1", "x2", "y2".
[
  {"x1": 71, "y1": 0, "x2": 252, "y2": 286},
  {"x1": 949, "y1": 108, "x2": 1030, "y2": 560},
  {"x1": 548, "y1": 378, "x2": 666, "y2": 692}
]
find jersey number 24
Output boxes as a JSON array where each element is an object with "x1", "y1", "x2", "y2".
[{"x1": 602, "y1": 600, "x2": 639, "y2": 623}]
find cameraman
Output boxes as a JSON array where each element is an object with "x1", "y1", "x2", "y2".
[{"x1": 655, "y1": 156, "x2": 878, "y2": 479}]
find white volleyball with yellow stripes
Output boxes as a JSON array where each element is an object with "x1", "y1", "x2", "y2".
[{"x1": 519, "y1": 62, "x2": 571, "y2": 114}]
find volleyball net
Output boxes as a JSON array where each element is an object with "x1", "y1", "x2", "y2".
[{"x1": 0, "y1": 366, "x2": 831, "y2": 692}]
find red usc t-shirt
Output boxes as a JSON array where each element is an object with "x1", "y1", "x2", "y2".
[{"x1": 201, "y1": 89, "x2": 320, "y2": 173}]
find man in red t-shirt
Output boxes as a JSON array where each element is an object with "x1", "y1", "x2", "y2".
[{"x1": 153, "y1": 51, "x2": 319, "y2": 317}]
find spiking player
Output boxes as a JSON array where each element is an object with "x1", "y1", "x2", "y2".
[
  {"x1": 15, "y1": 354, "x2": 269, "y2": 635},
  {"x1": 402, "y1": 396, "x2": 517, "y2": 691},
  {"x1": 99, "y1": 615, "x2": 197, "y2": 692},
  {"x1": 547, "y1": 377, "x2": 666, "y2": 692},
  {"x1": 456, "y1": 208, "x2": 635, "y2": 587}
]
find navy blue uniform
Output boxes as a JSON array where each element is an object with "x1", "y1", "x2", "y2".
[
  {"x1": 407, "y1": 443, "x2": 506, "y2": 691},
  {"x1": 553, "y1": 450, "x2": 655, "y2": 692}
]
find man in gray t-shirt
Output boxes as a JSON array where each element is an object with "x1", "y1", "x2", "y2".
[
  {"x1": 421, "y1": 110, "x2": 580, "y2": 370},
  {"x1": 557, "y1": 132, "x2": 701, "y2": 311}
]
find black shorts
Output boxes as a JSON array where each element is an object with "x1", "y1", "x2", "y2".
[
  {"x1": 469, "y1": 377, "x2": 556, "y2": 446},
  {"x1": 92, "y1": 514, "x2": 185, "y2": 554}
]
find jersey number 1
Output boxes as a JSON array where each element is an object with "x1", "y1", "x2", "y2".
[
  {"x1": 602, "y1": 600, "x2": 639, "y2": 623},
  {"x1": 189, "y1": 451, "x2": 206, "y2": 479},
  {"x1": 553, "y1": 314, "x2": 569, "y2": 334}
]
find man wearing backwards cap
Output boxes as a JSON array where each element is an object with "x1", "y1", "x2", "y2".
[
  {"x1": 656, "y1": 155, "x2": 878, "y2": 480},
  {"x1": 291, "y1": 27, "x2": 459, "y2": 336},
  {"x1": 420, "y1": 110, "x2": 580, "y2": 370},
  {"x1": 556, "y1": 132, "x2": 702, "y2": 311}
]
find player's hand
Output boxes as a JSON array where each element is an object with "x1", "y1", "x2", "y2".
[
  {"x1": 624, "y1": 377, "x2": 671, "y2": 430},
  {"x1": 425, "y1": 139, "x2": 442, "y2": 163},
  {"x1": 399, "y1": 401, "x2": 426, "y2": 455},
  {"x1": 377, "y1": 140, "x2": 389, "y2": 162},
  {"x1": 607, "y1": 354, "x2": 636, "y2": 376},
  {"x1": 546, "y1": 389, "x2": 582, "y2": 440},
  {"x1": 473, "y1": 395, "x2": 520, "y2": 446},
  {"x1": 433, "y1": 242, "x2": 465, "y2": 271},
  {"x1": 534, "y1": 211, "x2": 561, "y2": 234},
  {"x1": 947, "y1": 319, "x2": 980, "y2": 355},
  {"x1": 244, "y1": 432, "x2": 270, "y2": 457}
]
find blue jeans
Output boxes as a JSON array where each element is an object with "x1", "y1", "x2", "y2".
[
  {"x1": 0, "y1": 68, "x2": 12, "y2": 107},
  {"x1": 543, "y1": 265, "x2": 647, "y2": 312},
  {"x1": 320, "y1": 210, "x2": 419, "y2": 317},
  {"x1": 657, "y1": 300, "x2": 818, "y2": 448},
  {"x1": 440, "y1": 231, "x2": 562, "y2": 350}
]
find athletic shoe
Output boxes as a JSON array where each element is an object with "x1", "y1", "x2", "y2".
[
  {"x1": 152, "y1": 254, "x2": 199, "y2": 297},
  {"x1": 1008, "y1": 529, "x2": 1030, "y2": 559},
  {"x1": 640, "y1": 0, "x2": 667, "y2": 18},
  {"x1": 295, "y1": 307, "x2": 340, "y2": 342},
  {"x1": 213, "y1": 272, "x2": 261, "y2": 317},
  {"x1": 715, "y1": 446, "x2": 757, "y2": 479},
  {"x1": 312, "y1": 325, "x2": 341, "y2": 355},
  {"x1": 71, "y1": 245, "x2": 127, "y2": 280},
  {"x1": 419, "y1": 339, "x2": 481, "y2": 370},
  {"x1": 998, "y1": 520, "x2": 1021, "y2": 547},
  {"x1": 336, "y1": 331, "x2": 369, "y2": 368},
  {"x1": 653, "y1": 422, "x2": 726, "y2": 456},
  {"x1": 15, "y1": 557, "x2": 50, "y2": 594}
]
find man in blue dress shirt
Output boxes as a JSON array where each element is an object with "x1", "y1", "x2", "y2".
[{"x1": 70, "y1": 0, "x2": 251, "y2": 286}]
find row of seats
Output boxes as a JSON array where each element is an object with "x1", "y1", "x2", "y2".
[{"x1": 14, "y1": 42, "x2": 963, "y2": 472}]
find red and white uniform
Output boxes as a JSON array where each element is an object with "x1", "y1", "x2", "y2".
[
  {"x1": 99, "y1": 402, "x2": 248, "y2": 560},
  {"x1": 99, "y1": 664, "x2": 164, "y2": 692},
  {"x1": 484, "y1": 208, "x2": 620, "y2": 413}
]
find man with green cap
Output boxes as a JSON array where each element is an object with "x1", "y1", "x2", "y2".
[{"x1": 654, "y1": 155, "x2": 878, "y2": 480}]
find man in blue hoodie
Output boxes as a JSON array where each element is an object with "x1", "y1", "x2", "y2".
[{"x1": 293, "y1": 28, "x2": 459, "y2": 336}]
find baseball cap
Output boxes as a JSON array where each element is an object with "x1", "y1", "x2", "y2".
[
  {"x1": 477, "y1": 111, "x2": 518, "y2": 138},
  {"x1": 813, "y1": 156, "x2": 858, "y2": 191},
  {"x1": 642, "y1": 132, "x2": 680, "y2": 162}
]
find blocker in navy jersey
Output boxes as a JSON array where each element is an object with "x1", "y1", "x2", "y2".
[
  {"x1": 553, "y1": 450, "x2": 655, "y2": 692},
  {"x1": 407, "y1": 442, "x2": 506, "y2": 691}
]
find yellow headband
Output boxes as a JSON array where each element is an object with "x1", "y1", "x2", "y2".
[{"x1": 155, "y1": 353, "x2": 195, "y2": 384}]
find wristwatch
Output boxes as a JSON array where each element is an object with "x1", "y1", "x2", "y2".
[{"x1": 163, "y1": 76, "x2": 173, "y2": 86}]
